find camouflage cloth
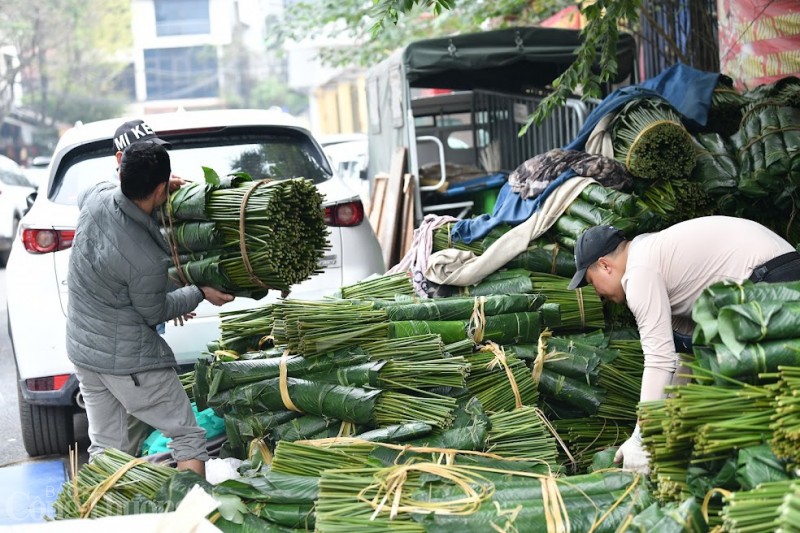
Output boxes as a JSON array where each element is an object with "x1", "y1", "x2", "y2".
[{"x1": 508, "y1": 149, "x2": 632, "y2": 199}]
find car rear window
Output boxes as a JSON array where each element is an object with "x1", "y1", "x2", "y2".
[{"x1": 50, "y1": 129, "x2": 331, "y2": 205}]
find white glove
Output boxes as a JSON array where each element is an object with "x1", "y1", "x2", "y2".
[{"x1": 614, "y1": 425, "x2": 650, "y2": 475}]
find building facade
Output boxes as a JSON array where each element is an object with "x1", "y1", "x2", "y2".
[{"x1": 129, "y1": 0, "x2": 286, "y2": 114}]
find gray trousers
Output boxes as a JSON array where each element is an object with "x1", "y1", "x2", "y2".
[{"x1": 74, "y1": 366, "x2": 208, "y2": 462}]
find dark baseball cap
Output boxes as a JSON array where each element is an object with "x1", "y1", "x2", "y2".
[
  {"x1": 112, "y1": 119, "x2": 170, "y2": 153},
  {"x1": 567, "y1": 225, "x2": 627, "y2": 290}
]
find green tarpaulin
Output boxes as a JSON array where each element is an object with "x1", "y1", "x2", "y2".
[{"x1": 402, "y1": 27, "x2": 635, "y2": 93}]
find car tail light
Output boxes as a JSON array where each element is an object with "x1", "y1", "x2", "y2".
[
  {"x1": 324, "y1": 200, "x2": 364, "y2": 227},
  {"x1": 27, "y1": 374, "x2": 70, "y2": 391},
  {"x1": 22, "y1": 228, "x2": 75, "y2": 253}
]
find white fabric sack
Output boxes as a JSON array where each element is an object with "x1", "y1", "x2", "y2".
[{"x1": 424, "y1": 177, "x2": 597, "y2": 287}]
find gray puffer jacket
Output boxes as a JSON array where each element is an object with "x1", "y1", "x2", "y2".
[{"x1": 66, "y1": 182, "x2": 203, "y2": 375}]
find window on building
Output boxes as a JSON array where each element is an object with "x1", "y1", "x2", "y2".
[
  {"x1": 154, "y1": 0, "x2": 210, "y2": 36},
  {"x1": 144, "y1": 46, "x2": 219, "y2": 100}
]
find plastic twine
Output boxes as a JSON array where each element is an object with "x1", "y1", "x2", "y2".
[
  {"x1": 751, "y1": 301, "x2": 768, "y2": 342},
  {"x1": 482, "y1": 341, "x2": 523, "y2": 409},
  {"x1": 360, "y1": 463, "x2": 493, "y2": 520},
  {"x1": 213, "y1": 349, "x2": 240, "y2": 361},
  {"x1": 159, "y1": 201, "x2": 191, "y2": 287},
  {"x1": 490, "y1": 502, "x2": 523, "y2": 533},
  {"x1": 337, "y1": 421, "x2": 355, "y2": 438},
  {"x1": 738, "y1": 98, "x2": 793, "y2": 129},
  {"x1": 550, "y1": 243, "x2": 560, "y2": 274},
  {"x1": 468, "y1": 296, "x2": 487, "y2": 343},
  {"x1": 531, "y1": 330, "x2": 578, "y2": 469},
  {"x1": 737, "y1": 282, "x2": 746, "y2": 304},
  {"x1": 588, "y1": 473, "x2": 643, "y2": 533},
  {"x1": 531, "y1": 329, "x2": 553, "y2": 385},
  {"x1": 738, "y1": 125, "x2": 800, "y2": 154},
  {"x1": 576, "y1": 288, "x2": 586, "y2": 328},
  {"x1": 239, "y1": 179, "x2": 276, "y2": 291},
  {"x1": 69, "y1": 446, "x2": 79, "y2": 504},
  {"x1": 258, "y1": 334, "x2": 274, "y2": 349},
  {"x1": 702, "y1": 487, "x2": 733, "y2": 524},
  {"x1": 447, "y1": 222, "x2": 453, "y2": 249},
  {"x1": 533, "y1": 406, "x2": 577, "y2": 472},
  {"x1": 541, "y1": 475, "x2": 570, "y2": 533},
  {"x1": 248, "y1": 438, "x2": 273, "y2": 465},
  {"x1": 279, "y1": 349, "x2": 301, "y2": 412},
  {"x1": 297, "y1": 437, "x2": 519, "y2": 462}
]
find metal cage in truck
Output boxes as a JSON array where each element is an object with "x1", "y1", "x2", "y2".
[{"x1": 365, "y1": 26, "x2": 636, "y2": 223}]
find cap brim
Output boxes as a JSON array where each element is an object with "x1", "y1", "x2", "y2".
[
  {"x1": 152, "y1": 137, "x2": 171, "y2": 149},
  {"x1": 567, "y1": 267, "x2": 589, "y2": 290}
]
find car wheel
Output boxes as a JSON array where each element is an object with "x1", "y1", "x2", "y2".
[{"x1": 17, "y1": 383, "x2": 75, "y2": 457}]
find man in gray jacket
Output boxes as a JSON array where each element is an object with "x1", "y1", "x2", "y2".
[{"x1": 66, "y1": 142, "x2": 232, "y2": 477}]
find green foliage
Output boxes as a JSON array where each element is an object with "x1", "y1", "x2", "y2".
[
  {"x1": 281, "y1": 0, "x2": 639, "y2": 126},
  {"x1": 1, "y1": 0, "x2": 132, "y2": 126},
  {"x1": 370, "y1": 0, "x2": 457, "y2": 33},
  {"x1": 279, "y1": 0, "x2": 571, "y2": 69},
  {"x1": 524, "y1": 0, "x2": 641, "y2": 130}
]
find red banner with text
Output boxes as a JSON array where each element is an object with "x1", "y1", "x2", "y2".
[{"x1": 717, "y1": 0, "x2": 800, "y2": 89}]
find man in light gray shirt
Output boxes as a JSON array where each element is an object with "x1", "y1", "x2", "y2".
[{"x1": 567, "y1": 216, "x2": 800, "y2": 474}]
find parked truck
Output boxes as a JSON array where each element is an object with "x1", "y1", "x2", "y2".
[{"x1": 364, "y1": 26, "x2": 636, "y2": 234}]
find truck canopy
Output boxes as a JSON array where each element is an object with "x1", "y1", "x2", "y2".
[{"x1": 400, "y1": 26, "x2": 636, "y2": 93}]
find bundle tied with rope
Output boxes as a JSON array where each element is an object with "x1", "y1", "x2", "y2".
[
  {"x1": 611, "y1": 98, "x2": 696, "y2": 181},
  {"x1": 388, "y1": 297, "x2": 544, "y2": 345},
  {"x1": 505, "y1": 334, "x2": 644, "y2": 470},
  {"x1": 53, "y1": 448, "x2": 175, "y2": 519},
  {"x1": 463, "y1": 341, "x2": 539, "y2": 412},
  {"x1": 203, "y1": 331, "x2": 463, "y2": 447},
  {"x1": 311, "y1": 451, "x2": 651, "y2": 533},
  {"x1": 160, "y1": 167, "x2": 329, "y2": 298},
  {"x1": 702, "y1": 77, "x2": 746, "y2": 137},
  {"x1": 733, "y1": 100, "x2": 800, "y2": 215}
]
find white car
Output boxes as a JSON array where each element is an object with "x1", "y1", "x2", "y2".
[
  {"x1": 6, "y1": 109, "x2": 385, "y2": 456},
  {"x1": 0, "y1": 155, "x2": 37, "y2": 266},
  {"x1": 22, "y1": 155, "x2": 51, "y2": 189},
  {"x1": 319, "y1": 133, "x2": 369, "y2": 203}
]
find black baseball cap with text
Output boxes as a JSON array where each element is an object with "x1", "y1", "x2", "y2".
[
  {"x1": 112, "y1": 119, "x2": 170, "y2": 153},
  {"x1": 567, "y1": 225, "x2": 627, "y2": 290}
]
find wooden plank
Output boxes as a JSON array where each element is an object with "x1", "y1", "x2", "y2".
[
  {"x1": 378, "y1": 147, "x2": 407, "y2": 269},
  {"x1": 368, "y1": 173, "x2": 388, "y2": 234},
  {"x1": 400, "y1": 173, "x2": 416, "y2": 258}
]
